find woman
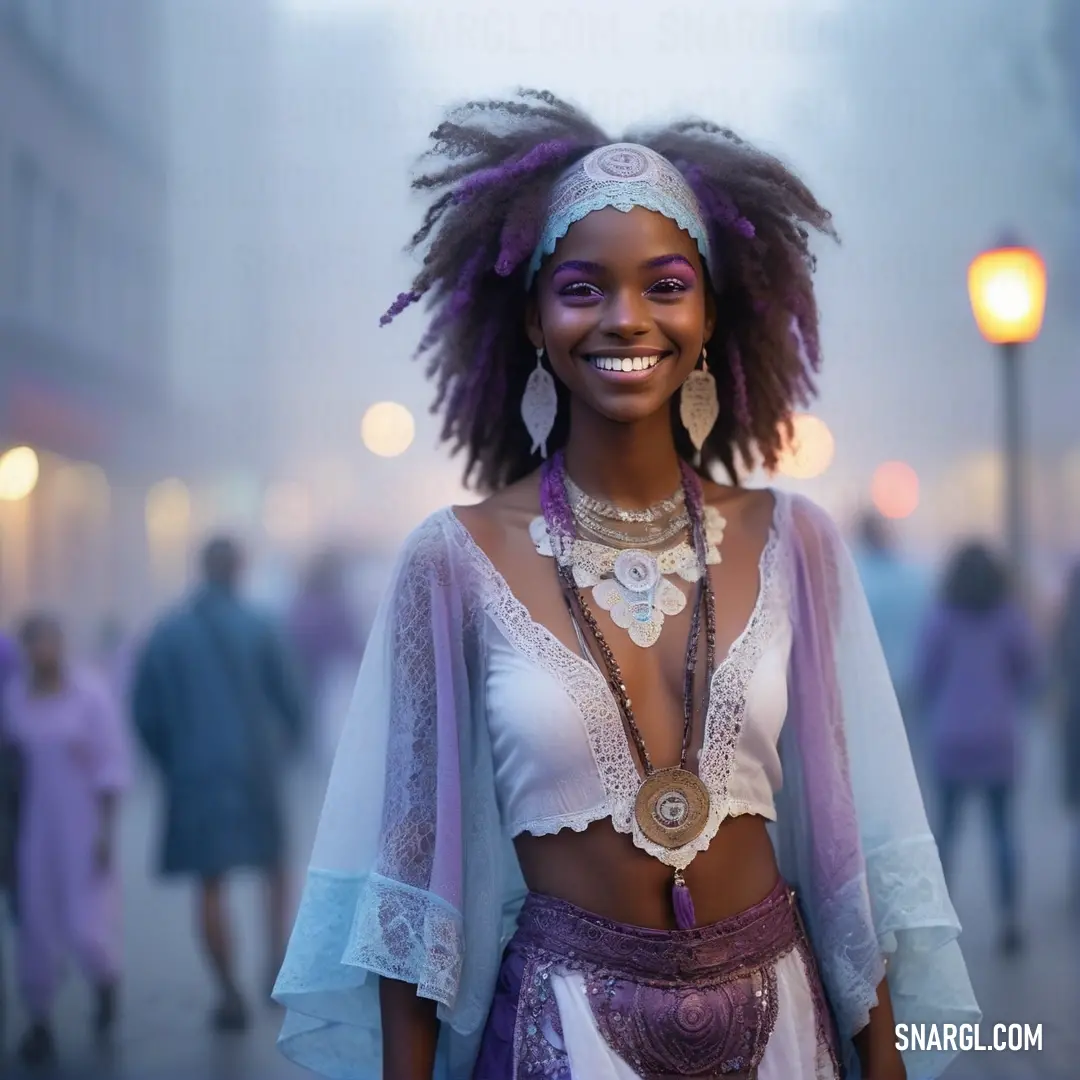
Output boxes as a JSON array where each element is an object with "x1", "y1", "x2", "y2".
[
  {"x1": 2, "y1": 615, "x2": 130, "y2": 1065},
  {"x1": 1055, "y1": 562, "x2": 1080, "y2": 901},
  {"x1": 914, "y1": 542, "x2": 1039, "y2": 954},
  {"x1": 274, "y1": 92, "x2": 978, "y2": 1079}
]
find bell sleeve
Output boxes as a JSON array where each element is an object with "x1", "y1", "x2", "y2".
[
  {"x1": 774, "y1": 493, "x2": 980, "y2": 1080},
  {"x1": 273, "y1": 511, "x2": 516, "y2": 1080}
]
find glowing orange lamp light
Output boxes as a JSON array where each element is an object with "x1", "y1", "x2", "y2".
[{"x1": 967, "y1": 245, "x2": 1046, "y2": 345}]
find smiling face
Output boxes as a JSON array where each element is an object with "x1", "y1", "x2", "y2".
[{"x1": 527, "y1": 206, "x2": 716, "y2": 430}]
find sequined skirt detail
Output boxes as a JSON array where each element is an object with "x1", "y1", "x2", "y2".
[{"x1": 472, "y1": 878, "x2": 840, "y2": 1079}]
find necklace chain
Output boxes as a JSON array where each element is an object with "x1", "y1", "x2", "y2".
[
  {"x1": 545, "y1": 459, "x2": 717, "y2": 777},
  {"x1": 573, "y1": 507, "x2": 691, "y2": 547},
  {"x1": 564, "y1": 472, "x2": 685, "y2": 524}
]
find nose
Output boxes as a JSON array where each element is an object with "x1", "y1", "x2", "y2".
[{"x1": 600, "y1": 286, "x2": 651, "y2": 338}]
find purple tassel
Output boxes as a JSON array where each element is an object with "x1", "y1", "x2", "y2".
[{"x1": 672, "y1": 872, "x2": 696, "y2": 930}]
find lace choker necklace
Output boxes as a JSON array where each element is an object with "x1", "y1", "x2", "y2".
[
  {"x1": 563, "y1": 473, "x2": 685, "y2": 523},
  {"x1": 530, "y1": 473, "x2": 725, "y2": 649}
]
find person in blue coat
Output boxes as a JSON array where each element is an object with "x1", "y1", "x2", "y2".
[{"x1": 132, "y1": 537, "x2": 305, "y2": 1031}]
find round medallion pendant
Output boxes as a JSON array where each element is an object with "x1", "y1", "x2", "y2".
[{"x1": 634, "y1": 768, "x2": 710, "y2": 849}]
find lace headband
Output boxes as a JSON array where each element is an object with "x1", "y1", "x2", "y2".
[{"x1": 525, "y1": 143, "x2": 714, "y2": 289}]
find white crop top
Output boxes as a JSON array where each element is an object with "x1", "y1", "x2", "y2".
[{"x1": 478, "y1": 527, "x2": 792, "y2": 870}]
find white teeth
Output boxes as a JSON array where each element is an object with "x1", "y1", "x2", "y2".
[{"x1": 586, "y1": 355, "x2": 663, "y2": 372}]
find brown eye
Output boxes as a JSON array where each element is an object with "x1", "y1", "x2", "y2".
[
  {"x1": 560, "y1": 282, "x2": 602, "y2": 299},
  {"x1": 647, "y1": 277, "x2": 688, "y2": 295}
]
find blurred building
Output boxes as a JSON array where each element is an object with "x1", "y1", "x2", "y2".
[
  {"x1": 165, "y1": 0, "x2": 276, "y2": 467},
  {"x1": 0, "y1": 0, "x2": 168, "y2": 633},
  {"x1": 266, "y1": 10, "x2": 463, "y2": 550},
  {"x1": 157, "y1": 0, "x2": 279, "y2": 597},
  {"x1": 1050, "y1": 0, "x2": 1080, "y2": 295}
]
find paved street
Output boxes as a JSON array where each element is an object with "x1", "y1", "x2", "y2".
[
  {"x1": 1, "y1": 719, "x2": 1077, "y2": 1079},
  {"x1": 923, "y1": 715, "x2": 1080, "y2": 1080},
  {"x1": 0, "y1": 760, "x2": 326, "y2": 1080}
]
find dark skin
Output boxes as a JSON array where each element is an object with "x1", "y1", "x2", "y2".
[{"x1": 381, "y1": 207, "x2": 904, "y2": 1079}]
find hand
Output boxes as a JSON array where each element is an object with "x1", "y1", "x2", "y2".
[{"x1": 862, "y1": 1049, "x2": 908, "y2": 1080}]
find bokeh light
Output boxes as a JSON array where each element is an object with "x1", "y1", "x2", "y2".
[
  {"x1": 0, "y1": 446, "x2": 41, "y2": 502},
  {"x1": 968, "y1": 246, "x2": 1047, "y2": 345},
  {"x1": 145, "y1": 479, "x2": 192, "y2": 541},
  {"x1": 361, "y1": 402, "x2": 415, "y2": 458},
  {"x1": 775, "y1": 414, "x2": 835, "y2": 480},
  {"x1": 871, "y1": 461, "x2": 920, "y2": 519}
]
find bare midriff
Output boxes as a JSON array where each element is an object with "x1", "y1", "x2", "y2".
[{"x1": 513, "y1": 811, "x2": 780, "y2": 929}]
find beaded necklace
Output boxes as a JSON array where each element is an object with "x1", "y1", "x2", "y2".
[{"x1": 539, "y1": 452, "x2": 717, "y2": 928}]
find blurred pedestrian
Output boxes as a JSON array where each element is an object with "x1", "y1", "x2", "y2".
[
  {"x1": 286, "y1": 548, "x2": 363, "y2": 765},
  {"x1": 0, "y1": 627, "x2": 17, "y2": 695},
  {"x1": 1054, "y1": 562, "x2": 1080, "y2": 901},
  {"x1": 852, "y1": 509, "x2": 932, "y2": 726},
  {"x1": 0, "y1": 626, "x2": 20, "y2": 1057},
  {"x1": 132, "y1": 537, "x2": 305, "y2": 1032},
  {"x1": 1, "y1": 615, "x2": 130, "y2": 1066},
  {"x1": 0, "y1": 627, "x2": 20, "y2": 898},
  {"x1": 913, "y1": 542, "x2": 1039, "y2": 954}
]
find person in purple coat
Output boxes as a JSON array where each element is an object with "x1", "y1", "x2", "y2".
[
  {"x1": 2, "y1": 615, "x2": 131, "y2": 1065},
  {"x1": 0, "y1": 627, "x2": 20, "y2": 1055},
  {"x1": 914, "y1": 542, "x2": 1040, "y2": 954},
  {"x1": 1055, "y1": 563, "x2": 1080, "y2": 900},
  {"x1": 0, "y1": 628, "x2": 20, "y2": 895}
]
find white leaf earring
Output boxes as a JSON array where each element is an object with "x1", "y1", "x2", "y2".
[
  {"x1": 679, "y1": 346, "x2": 720, "y2": 454},
  {"x1": 521, "y1": 346, "x2": 558, "y2": 459}
]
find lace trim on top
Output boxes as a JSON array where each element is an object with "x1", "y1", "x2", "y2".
[{"x1": 444, "y1": 505, "x2": 783, "y2": 871}]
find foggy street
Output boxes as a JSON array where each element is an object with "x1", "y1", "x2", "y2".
[
  {"x1": 0, "y1": 759, "x2": 326, "y2": 1079},
  {"x1": 0, "y1": 716, "x2": 1076, "y2": 1079},
  {"x1": 2, "y1": 3, "x2": 1080, "y2": 1080},
  {"x1": 934, "y1": 712, "x2": 1080, "y2": 1080}
]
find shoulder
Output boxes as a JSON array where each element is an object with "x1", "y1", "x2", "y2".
[
  {"x1": 1001, "y1": 600, "x2": 1036, "y2": 635},
  {"x1": 451, "y1": 472, "x2": 541, "y2": 566},
  {"x1": 773, "y1": 489, "x2": 842, "y2": 540},
  {"x1": 919, "y1": 602, "x2": 951, "y2": 635},
  {"x1": 234, "y1": 602, "x2": 284, "y2": 646},
  {"x1": 68, "y1": 665, "x2": 114, "y2": 708},
  {"x1": 142, "y1": 610, "x2": 182, "y2": 650},
  {"x1": 140, "y1": 603, "x2": 199, "y2": 659},
  {"x1": 381, "y1": 499, "x2": 515, "y2": 598},
  {"x1": 703, "y1": 483, "x2": 844, "y2": 552},
  {"x1": 702, "y1": 481, "x2": 775, "y2": 529}
]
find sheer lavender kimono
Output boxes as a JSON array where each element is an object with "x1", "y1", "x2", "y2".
[{"x1": 274, "y1": 490, "x2": 978, "y2": 1079}]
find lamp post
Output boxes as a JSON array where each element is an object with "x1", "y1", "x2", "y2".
[{"x1": 966, "y1": 240, "x2": 1047, "y2": 589}]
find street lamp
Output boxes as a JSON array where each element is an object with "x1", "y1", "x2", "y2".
[{"x1": 967, "y1": 239, "x2": 1046, "y2": 587}]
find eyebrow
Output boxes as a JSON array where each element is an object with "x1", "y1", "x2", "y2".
[
  {"x1": 551, "y1": 254, "x2": 696, "y2": 276},
  {"x1": 645, "y1": 254, "x2": 695, "y2": 271}
]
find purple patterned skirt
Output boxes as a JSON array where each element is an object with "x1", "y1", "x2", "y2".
[{"x1": 472, "y1": 878, "x2": 839, "y2": 1079}]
